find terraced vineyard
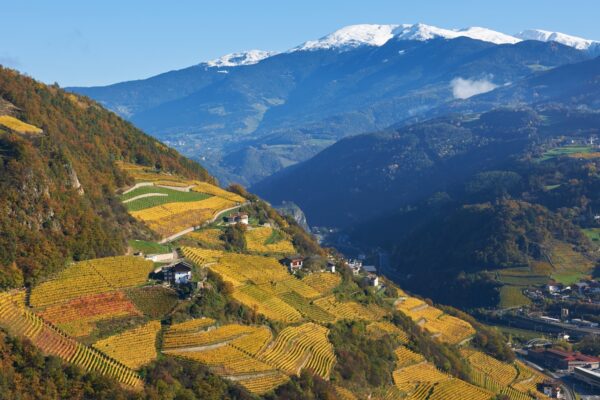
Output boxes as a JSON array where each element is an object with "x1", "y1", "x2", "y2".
[
  {"x1": 302, "y1": 272, "x2": 341, "y2": 294},
  {"x1": 132, "y1": 196, "x2": 239, "y2": 237},
  {"x1": 0, "y1": 293, "x2": 142, "y2": 389},
  {"x1": 118, "y1": 163, "x2": 246, "y2": 239},
  {"x1": 163, "y1": 322, "x2": 258, "y2": 349},
  {"x1": 39, "y1": 291, "x2": 142, "y2": 337},
  {"x1": 395, "y1": 296, "x2": 475, "y2": 344},
  {"x1": 394, "y1": 346, "x2": 425, "y2": 367},
  {"x1": 235, "y1": 372, "x2": 290, "y2": 395},
  {"x1": 187, "y1": 228, "x2": 224, "y2": 247},
  {"x1": 93, "y1": 320, "x2": 161, "y2": 369},
  {"x1": 164, "y1": 322, "x2": 281, "y2": 392},
  {"x1": 459, "y1": 349, "x2": 552, "y2": 399},
  {"x1": 30, "y1": 256, "x2": 153, "y2": 308},
  {"x1": 245, "y1": 226, "x2": 295, "y2": 254},
  {"x1": 367, "y1": 321, "x2": 409, "y2": 342},
  {"x1": 314, "y1": 295, "x2": 384, "y2": 322},
  {"x1": 182, "y1": 247, "x2": 224, "y2": 266},
  {"x1": 392, "y1": 363, "x2": 492, "y2": 400},
  {"x1": 257, "y1": 323, "x2": 335, "y2": 378}
]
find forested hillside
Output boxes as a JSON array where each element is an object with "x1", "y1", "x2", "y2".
[{"x1": 0, "y1": 67, "x2": 213, "y2": 287}]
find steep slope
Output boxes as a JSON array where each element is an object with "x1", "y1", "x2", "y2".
[{"x1": 0, "y1": 67, "x2": 213, "y2": 287}]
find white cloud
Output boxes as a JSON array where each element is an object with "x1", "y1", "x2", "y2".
[{"x1": 451, "y1": 77, "x2": 498, "y2": 99}]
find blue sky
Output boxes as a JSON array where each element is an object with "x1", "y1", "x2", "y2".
[{"x1": 2, "y1": 0, "x2": 599, "y2": 87}]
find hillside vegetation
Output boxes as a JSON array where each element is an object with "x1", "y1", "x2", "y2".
[{"x1": 0, "y1": 67, "x2": 213, "y2": 288}]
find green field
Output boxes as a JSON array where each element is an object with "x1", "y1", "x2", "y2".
[
  {"x1": 583, "y1": 228, "x2": 600, "y2": 242},
  {"x1": 499, "y1": 285, "x2": 531, "y2": 309},
  {"x1": 551, "y1": 271, "x2": 588, "y2": 285},
  {"x1": 121, "y1": 186, "x2": 212, "y2": 211},
  {"x1": 129, "y1": 239, "x2": 171, "y2": 254},
  {"x1": 539, "y1": 145, "x2": 593, "y2": 161},
  {"x1": 497, "y1": 274, "x2": 549, "y2": 286}
]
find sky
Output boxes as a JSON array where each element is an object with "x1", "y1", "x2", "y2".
[{"x1": 2, "y1": 0, "x2": 599, "y2": 87}]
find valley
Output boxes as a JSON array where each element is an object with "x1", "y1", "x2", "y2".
[{"x1": 2, "y1": 9, "x2": 600, "y2": 399}]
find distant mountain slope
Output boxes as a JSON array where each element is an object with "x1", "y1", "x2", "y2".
[
  {"x1": 69, "y1": 24, "x2": 593, "y2": 185},
  {"x1": 252, "y1": 108, "x2": 544, "y2": 227},
  {"x1": 462, "y1": 55, "x2": 600, "y2": 109},
  {"x1": 0, "y1": 67, "x2": 214, "y2": 287}
]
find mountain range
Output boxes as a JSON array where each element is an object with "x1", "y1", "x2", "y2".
[{"x1": 69, "y1": 23, "x2": 599, "y2": 186}]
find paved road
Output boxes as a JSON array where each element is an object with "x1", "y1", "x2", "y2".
[{"x1": 159, "y1": 202, "x2": 248, "y2": 244}]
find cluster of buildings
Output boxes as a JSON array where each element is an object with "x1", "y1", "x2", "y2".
[
  {"x1": 224, "y1": 212, "x2": 249, "y2": 225},
  {"x1": 525, "y1": 347, "x2": 600, "y2": 392},
  {"x1": 525, "y1": 279, "x2": 600, "y2": 305},
  {"x1": 346, "y1": 259, "x2": 379, "y2": 287}
]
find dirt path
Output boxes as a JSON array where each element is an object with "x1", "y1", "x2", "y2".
[
  {"x1": 223, "y1": 370, "x2": 281, "y2": 382},
  {"x1": 163, "y1": 341, "x2": 229, "y2": 353}
]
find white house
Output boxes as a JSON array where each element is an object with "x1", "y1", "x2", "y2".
[
  {"x1": 282, "y1": 256, "x2": 304, "y2": 274},
  {"x1": 366, "y1": 273, "x2": 380, "y2": 288},
  {"x1": 225, "y1": 212, "x2": 249, "y2": 225},
  {"x1": 163, "y1": 261, "x2": 193, "y2": 284}
]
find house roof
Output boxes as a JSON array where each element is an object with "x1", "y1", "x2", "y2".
[
  {"x1": 534, "y1": 348, "x2": 600, "y2": 362},
  {"x1": 165, "y1": 261, "x2": 192, "y2": 273}
]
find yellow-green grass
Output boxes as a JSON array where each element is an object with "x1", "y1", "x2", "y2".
[
  {"x1": 0, "y1": 115, "x2": 43, "y2": 134},
  {"x1": 539, "y1": 145, "x2": 593, "y2": 161},
  {"x1": 499, "y1": 286, "x2": 531, "y2": 309},
  {"x1": 583, "y1": 228, "x2": 600, "y2": 250},
  {"x1": 550, "y1": 242, "x2": 593, "y2": 284}
]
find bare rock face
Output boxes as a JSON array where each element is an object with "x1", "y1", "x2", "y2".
[
  {"x1": 67, "y1": 164, "x2": 84, "y2": 195},
  {"x1": 276, "y1": 201, "x2": 310, "y2": 232}
]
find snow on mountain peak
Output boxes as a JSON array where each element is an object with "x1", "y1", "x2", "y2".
[
  {"x1": 206, "y1": 50, "x2": 277, "y2": 68},
  {"x1": 515, "y1": 29, "x2": 598, "y2": 50},
  {"x1": 293, "y1": 24, "x2": 400, "y2": 51},
  {"x1": 393, "y1": 23, "x2": 521, "y2": 45},
  {"x1": 292, "y1": 23, "x2": 521, "y2": 53}
]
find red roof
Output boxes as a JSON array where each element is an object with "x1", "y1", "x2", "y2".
[{"x1": 543, "y1": 348, "x2": 600, "y2": 362}]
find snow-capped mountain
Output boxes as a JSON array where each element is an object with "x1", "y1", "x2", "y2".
[
  {"x1": 205, "y1": 50, "x2": 276, "y2": 67},
  {"x1": 392, "y1": 23, "x2": 520, "y2": 45},
  {"x1": 70, "y1": 22, "x2": 596, "y2": 186},
  {"x1": 515, "y1": 29, "x2": 598, "y2": 51},
  {"x1": 291, "y1": 23, "x2": 520, "y2": 52},
  {"x1": 292, "y1": 24, "x2": 400, "y2": 51},
  {"x1": 199, "y1": 24, "x2": 597, "y2": 67}
]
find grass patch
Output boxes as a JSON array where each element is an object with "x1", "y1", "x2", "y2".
[
  {"x1": 129, "y1": 239, "x2": 171, "y2": 254},
  {"x1": 126, "y1": 286, "x2": 179, "y2": 319},
  {"x1": 539, "y1": 145, "x2": 593, "y2": 161},
  {"x1": 499, "y1": 285, "x2": 531, "y2": 309},
  {"x1": 265, "y1": 228, "x2": 285, "y2": 245},
  {"x1": 551, "y1": 271, "x2": 588, "y2": 285},
  {"x1": 493, "y1": 325, "x2": 546, "y2": 342},
  {"x1": 583, "y1": 228, "x2": 600, "y2": 242},
  {"x1": 121, "y1": 186, "x2": 212, "y2": 211}
]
